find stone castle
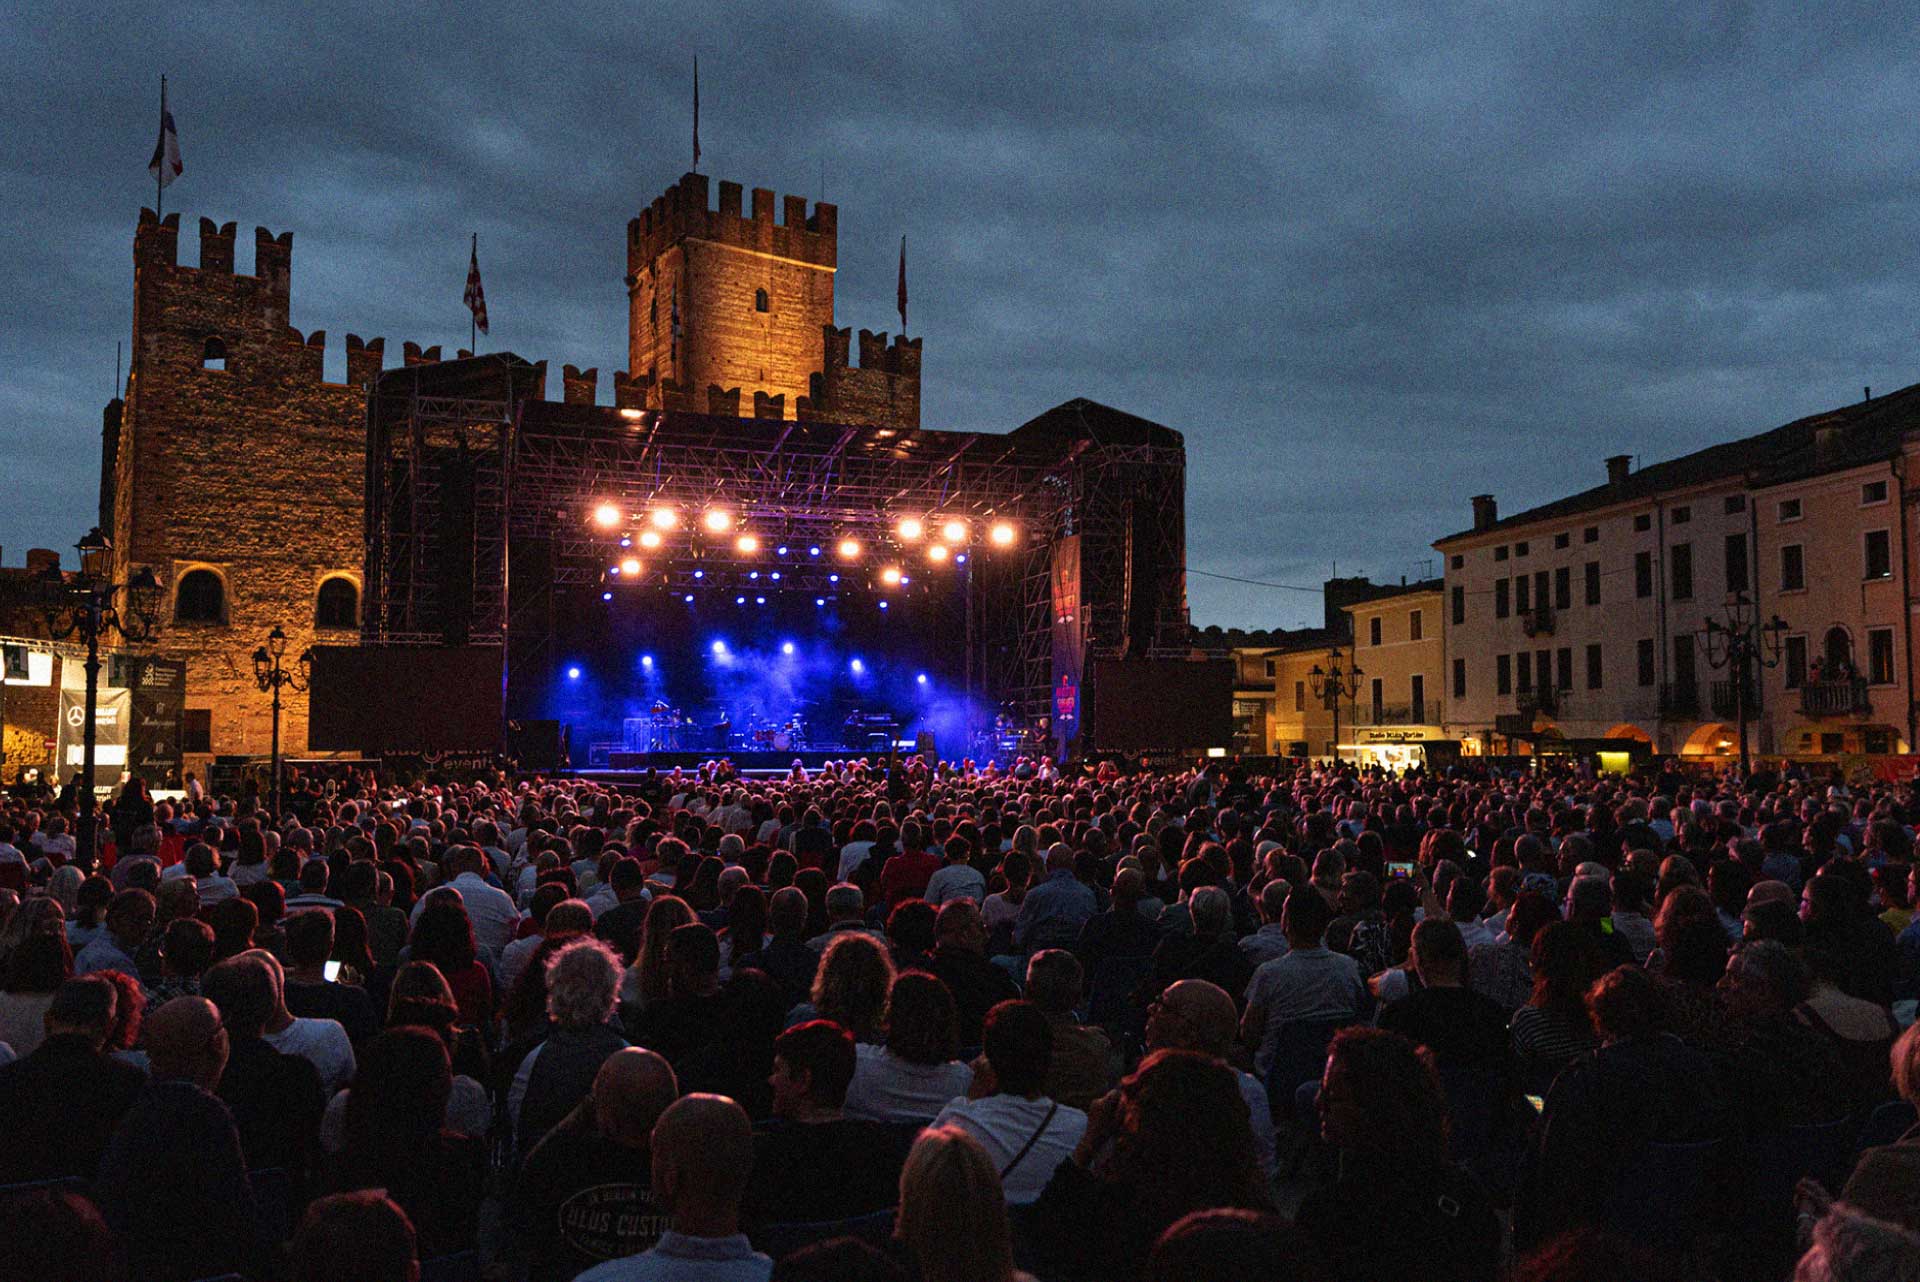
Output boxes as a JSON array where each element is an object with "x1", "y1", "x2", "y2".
[{"x1": 101, "y1": 171, "x2": 922, "y2": 766}]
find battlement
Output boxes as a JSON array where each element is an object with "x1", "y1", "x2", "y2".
[
  {"x1": 562, "y1": 364, "x2": 598, "y2": 405},
  {"x1": 811, "y1": 324, "x2": 922, "y2": 430},
  {"x1": 627, "y1": 172, "x2": 837, "y2": 274},
  {"x1": 135, "y1": 208, "x2": 292, "y2": 297},
  {"x1": 824, "y1": 326, "x2": 922, "y2": 376}
]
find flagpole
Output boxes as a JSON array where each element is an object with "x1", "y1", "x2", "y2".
[
  {"x1": 692, "y1": 55, "x2": 701, "y2": 174},
  {"x1": 470, "y1": 233, "x2": 478, "y2": 354},
  {"x1": 155, "y1": 76, "x2": 166, "y2": 219}
]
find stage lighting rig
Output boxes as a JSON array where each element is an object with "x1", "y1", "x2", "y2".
[
  {"x1": 897, "y1": 516, "x2": 925, "y2": 542},
  {"x1": 837, "y1": 538, "x2": 862, "y2": 561},
  {"x1": 704, "y1": 509, "x2": 732, "y2": 533},
  {"x1": 593, "y1": 503, "x2": 622, "y2": 529}
]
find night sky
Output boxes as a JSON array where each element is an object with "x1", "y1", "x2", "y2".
[{"x1": 7, "y1": 3, "x2": 1918, "y2": 630}]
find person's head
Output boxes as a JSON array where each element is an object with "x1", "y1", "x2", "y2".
[
  {"x1": 3, "y1": 931, "x2": 73, "y2": 995},
  {"x1": 896, "y1": 1126, "x2": 1020, "y2": 1282},
  {"x1": 592, "y1": 1047, "x2": 679, "y2": 1147},
  {"x1": 1409, "y1": 918, "x2": 1468, "y2": 988},
  {"x1": 0, "y1": 1187, "x2": 121, "y2": 1282},
  {"x1": 1565, "y1": 876, "x2": 1612, "y2": 924},
  {"x1": 1188, "y1": 885, "x2": 1232, "y2": 940},
  {"x1": 158, "y1": 917, "x2": 216, "y2": 980},
  {"x1": 544, "y1": 935, "x2": 622, "y2": 1030},
  {"x1": 144, "y1": 995, "x2": 230, "y2": 1088},
  {"x1": 811, "y1": 932, "x2": 894, "y2": 1042},
  {"x1": 408, "y1": 897, "x2": 477, "y2": 972},
  {"x1": 1530, "y1": 921, "x2": 1601, "y2": 1018},
  {"x1": 1719, "y1": 939, "x2": 1810, "y2": 1021},
  {"x1": 649, "y1": 1094, "x2": 755, "y2": 1228},
  {"x1": 825, "y1": 882, "x2": 866, "y2": 924},
  {"x1": 1282, "y1": 884, "x2": 1334, "y2": 948},
  {"x1": 1146, "y1": 978, "x2": 1238, "y2": 1059},
  {"x1": 1115, "y1": 1050, "x2": 1269, "y2": 1231},
  {"x1": 1256, "y1": 877, "x2": 1290, "y2": 926},
  {"x1": 886, "y1": 899, "x2": 938, "y2": 957},
  {"x1": 1318, "y1": 1027, "x2": 1447, "y2": 1169},
  {"x1": 1023, "y1": 949, "x2": 1084, "y2": 1017},
  {"x1": 291, "y1": 1191, "x2": 420, "y2": 1282},
  {"x1": 768, "y1": 886, "x2": 809, "y2": 939},
  {"x1": 342, "y1": 1028, "x2": 453, "y2": 1166},
  {"x1": 1792, "y1": 1204, "x2": 1920, "y2": 1282},
  {"x1": 202, "y1": 951, "x2": 280, "y2": 1038},
  {"x1": 44, "y1": 976, "x2": 118, "y2": 1050},
  {"x1": 284, "y1": 910, "x2": 335, "y2": 968},
  {"x1": 770, "y1": 1019, "x2": 859, "y2": 1118},
  {"x1": 884, "y1": 971, "x2": 960, "y2": 1067},
  {"x1": 1148, "y1": 1209, "x2": 1328, "y2": 1282},
  {"x1": 104, "y1": 888, "x2": 156, "y2": 945},
  {"x1": 667, "y1": 922, "x2": 721, "y2": 997},
  {"x1": 980, "y1": 999, "x2": 1051, "y2": 1097},
  {"x1": 1586, "y1": 965, "x2": 1667, "y2": 1044},
  {"x1": 633, "y1": 893, "x2": 696, "y2": 1005}
]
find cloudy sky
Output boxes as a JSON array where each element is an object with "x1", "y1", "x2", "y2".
[{"x1": 5, "y1": 2, "x2": 1917, "y2": 630}]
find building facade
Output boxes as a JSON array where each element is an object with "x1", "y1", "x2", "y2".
[{"x1": 1342, "y1": 581, "x2": 1446, "y2": 767}]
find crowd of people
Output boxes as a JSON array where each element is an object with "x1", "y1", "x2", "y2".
[{"x1": 0, "y1": 749, "x2": 1918, "y2": 1281}]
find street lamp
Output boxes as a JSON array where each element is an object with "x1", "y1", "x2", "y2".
[
  {"x1": 41, "y1": 528, "x2": 161, "y2": 865},
  {"x1": 1308, "y1": 646, "x2": 1364, "y2": 766},
  {"x1": 1701, "y1": 591, "x2": 1788, "y2": 776},
  {"x1": 251, "y1": 625, "x2": 312, "y2": 816}
]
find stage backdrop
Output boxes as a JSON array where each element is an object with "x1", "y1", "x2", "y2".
[
  {"x1": 1087, "y1": 657, "x2": 1234, "y2": 755},
  {"x1": 308, "y1": 646, "x2": 503, "y2": 754}
]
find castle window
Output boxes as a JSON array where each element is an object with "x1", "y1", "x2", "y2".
[
  {"x1": 315, "y1": 577, "x2": 359, "y2": 629},
  {"x1": 174, "y1": 569, "x2": 225, "y2": 624},
  {"x1": 200, "y1": 336, "x2": 227, "y2": 371},
  {"x1": 650, "y1": 296, "x2": 657, "y2": 327},
  {"x1": 754, "y1": 289, "x2": 769, "y2": 313}
]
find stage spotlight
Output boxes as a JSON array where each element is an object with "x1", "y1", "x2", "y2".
[
  {"x1": 955, "y1": 553, "x2": 968, "y2": 564},
  {"x1": 567, "y1": 666, "x2": 582, "y2": 679},
  {"x1": 749, "y1": 571, "x2": 760, "y2": 580},
  {"x1": 927, "y1": 544, "x2": 950, "y2": 563},
  {"x1": 592, "y1": 503, "x2": 621, "y2": 529},
  {"x1": 941, "y1": 519, "x2": 969, "y2": 544},
  {"x1": 693, "y1": 570, "x2": 705, "y2": 579},
  {"x1": 619, "y1": 536, "x2": 632, "y2": 548},
  {"x1": 897, "y1": 516, "x2": 925, "y2": 541},
  {"x1": 711, "y1": 640, "x2": 727, "y2": 654},
  {"x1": 607, "y1": 564, "x2": 621, "y2": 576},
  {"x1": 781, "y1": 642, "x2": 795, "y2": 656},
  {"x1": 641, "y1": 654, "x2": 654, "y2": 668},
  {"x1": 917, "y1": 673, "x2": 928, "y2": 685},
  {"x1": 989, "y1": 521, "x2": 1017, "y2": 547},
  {"x1": 684, "y1": 594, "x2": 695, "y2": 603},
  {"x1": 777, "y1": 545, "x2": 790, "y2": 557},
  {"x1": 770, "y1": 572, "x2": 782, "y2": 581},
  {"x1": 837, "y1": 538, "x2": 862, "y2": 560},
  {"x1": 756, "y1": 596, "x2": 767, "y2": 604},
  {"x1": 638, "y1": 530, "x2": 663, "y2": 550},
  {"x1": 850, "y1": 658, "x2": 865, "y2": 674},
  {"x1": 650, "y1": 507, "x2": 678, "y2": 530},
  {"x1": 736, "y1": 595, "x2": 746, "y2": 605},
  {"x1": 620, "y1": 557, "x2": 642, "y2": 577},
  {"x1": 900, "y1": 574, "x2": 912, "y2": 586},
  {"x1": 880, "y1": 566, "x2": 902, "y2": 586},
  {"x1": 828, "y1": 574, "x2": 840, "y2": 584},
  {"x1": 879, "y1": 600, "x2": 889, "y2": 611},
  {"x1": 736, "y1": 533, "x2": 760, "y2": 554},
  {"x1": 815, "y1": 598, "x2": 825, "y2": 607},
  {"x1": 601, "y1": 592, "x2": 613, "y2": 601},
  {"x1": 808, "y1": 546, "x2": 821, "y2": 557},
  {"x1": 704, "y1": 509, "x2": 732, "y2": 533}
]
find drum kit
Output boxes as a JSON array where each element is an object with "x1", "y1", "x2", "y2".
[{"x1": 745, "y1": 712, "x2": 809, "y2": 752}]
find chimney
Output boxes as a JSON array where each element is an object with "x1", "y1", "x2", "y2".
[
  {"x1": 1815, "y1": 423, "x2": 1842, "y2": 462},
  {"x1": 1471, "y1": 494, "x2": 1498, "y2": 532},
  {"x1": 1606, "y1": 454, "x2": 1632, "y2": 487}
]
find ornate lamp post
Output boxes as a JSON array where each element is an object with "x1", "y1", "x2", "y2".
[
  {"x1": 251, "y1": 626, "x2": 312, "y2": 816},
  {"x1": 1701, "y1": 591, "x2": 1788, "y2": 776},
  {"x1": 41, "y1": 528, "x2": 161, "y2": 865},
  {"x1": 1308, "y1": 645, "x2": 1364, "y2": 765}
]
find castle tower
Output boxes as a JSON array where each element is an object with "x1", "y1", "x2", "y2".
[{"x1": 626, "y1": 172, "x2": 838, "y2": 417}]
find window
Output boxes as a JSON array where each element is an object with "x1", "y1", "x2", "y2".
[
  {"x1": 1517, "y1": 652, "x2": 1533, "y2": 692},
  {"x1": 1637, "y1": 638, "x2": 1656, "y2": 687},
  {"x1": 1671, "y1": 505, "x2": 1691, "y2": 525},
  {"x1": 1584, "y1": 526, "x2": 1599, "y2": 543},
  {"x1": 1370, "y1": 677, "x2": 1384, "y2": 718},
  {"x1": 1495, "y1": 545, "x2": 1509, "y2": 562},
  {"x1": 1779, "y1": 498, "x2": 1802, "y2": 522},
  {"x1": 1586, "y1": 643, "x2": 1603, "y2": 690},
  {"x1": 1634, "y1": 513, "x2": 1652, "y2": 532},
  {"x1": 1554, "y1": 532, "x2": 1570, "y2": 550},
  {"x1": 1410, "y1": 610, "x2": 1423, "y2": 641},
  {"x1": 1495, "y1": 579, "x2": 1510, "y2": 618},
  {"x1": 1725, "y1": 495, "x2": 1746, "y2": 514},
  {"x1": 1780, "y1": 544, "x2": 1805, "y2": 592},
  {"x1": 1516, "y1": 541, "x2": 1530, "y2": 557},
  {"x1": 200, "y1": 336, "x2": 227, "y2": 371},
  {"x1": 754, "y1": 288, "x2": 770, "y2": 313},
  {"x1": 174, "y1": 569, "x2": 225, "y2": 624},
  {"x1": 1369, "y1": 617, "x2": 1382, "y2": 646},
  {"x1": 1784, "y1": 635, "x2": 1807, "y2": 690},
  {"x1": 1516, "y1": 575, "x2": 1531, "y2": 613},
  {"x1": 1451, "y1": 585, "x2": 1465, "y2": 625},
  {"x1": 1453, "y1": 657, "x2": 1466, "y2": 698},
  {"x1": 1450, "y1": 554, "x2": 1463, "y2": 569},
  {"x1": 1670, "y1": 543, "x2": 1693, "y2": 601},
  {"x1": 1724, "y1": 533, "x2": 1749, "y2": 595},
  {"x1": 1865, "y1": 529, "x2": 1892, "y2": 580},
  {"x1": 183, "y1": 709, "x2": 212, "y2": 754},
  {"x1": 1496, "y1": 654, "x2": 1512, "y2": 695},
  {"x1": 1673, "y1": 633, "x2": 1697, "y2": 699},
  {"x1": 1264, "y1": 659, "x2": 1276, "y2": 678},
  {"x1": 1635, "y1": 551, "x2": 1653, "y2": 598},
  {"x1": 1556, "y1": 647, "x2": 1573, "y2": 691},
  {"x1": 1554, "y1": 566, "x2": 1571, "y2": 611},
  {"x1": 1294, "y1": 681, "x2": 1305, "y2": 712},
  {"x1": 315, "y1": 577, "x2": 358, "y2": 629},
  {"x1": 1584, "y1": 561, "x2": 1601, "y2": 606},
  {"x1": 1863, "y1": 480, "x2": 1889, "y2": 506},
  {"x1": 1411, "y1": 674, "x2": 1426, "y2": 722},
  {"x1": 1869, "y1": 628, "x2": 1896, "y2": 684}
]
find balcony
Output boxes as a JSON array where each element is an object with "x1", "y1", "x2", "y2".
[
  {"x1": 1799, "y1": 678, "x2": 1872, "y2": 718},
  {"x1": 1517, "y1": 689, "x2": 1566, "y2": 718},
  {"x1": 1710, "y1": 679, "x2": 1761, "y2": 719},
  {"x1": 1521, "y1": 605, "x2": 1556, "y2": 637},
  {"x1": 1659, "y1": 683, "x2": 1700, "y2": 718}
]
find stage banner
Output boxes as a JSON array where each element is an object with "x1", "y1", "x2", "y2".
[
  {"x1": 56, "y1": 657, "x2": 132, "y2": 778},
  {"x1": 121, "y1": 656, "x2": 187, "y2": 787},
  {"x1": 1050, "y1": 534, "x2": 1083, "y2": 760}
]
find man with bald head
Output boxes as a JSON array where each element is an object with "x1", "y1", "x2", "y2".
[
  {"x1": 96, "y1": 997, "x2": 268, "y2": 1282},
  {"x1": 576, "y1": 1093, "x2": 771, "y2": 1281},
  {"x1": 514, "y1": 1048, "x2": 679, "y2": 1282},
  {"x1": 1145, "y1": 979, "x2": 1277, "y2": 1178}
]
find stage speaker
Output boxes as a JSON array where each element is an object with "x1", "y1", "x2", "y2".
[
  {"x1": 915, "y1": 731, "x2": 937, "y2": 760},
  {"x1": 507, "y1": 719, "x2": 562, "y2": 771}
]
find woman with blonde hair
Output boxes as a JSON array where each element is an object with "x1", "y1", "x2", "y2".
[
  {"x1": 808, "y1": 932, "x2": 894, "y2": 1042},
  {"x1": 895, "y1": 1126, "x2": 1032, "y2": 1282},
  {"x1": 619, "y1": 893, "x2": 694, "y2": 1008}
]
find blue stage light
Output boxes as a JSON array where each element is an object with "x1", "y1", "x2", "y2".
[
  {"x1": 850, "y1": 658, "x2": 865, "y2": 674},
  {"x1": 917, "y1": 673, "x2": 928, "y2": 685},
  {"x1": 736, "y1": 595, "x2": 746, "y2": 605},
  {"x1": 879, "y1": 601, "x2": 889, "y2": 610},
  {"x1": 711, "y1": 640, "x2": 727, "y2": 655},
  {"x1": 756, "y1": 596, "x2": 767, "y2": 605},
  {"x1": 619, "y1": 536, "x2": 632, "y2": 548},
  {"x1": 815, "y1": 598, "x2": 825, "y2": 607},
  {"x1": 749, "y1": 571, "x2": 760, "y2": 580},
  {"x1": 567, "y1": 666, "x2": 581, "y2": 680},
  {"x1": 770, "y1": 572, "x2": 781, "y2": 581},
  {"x1": 828, "y1": 574, "x2": 840, "y2": 584},
  {"x1": 693, "y1": 569, "x2": 704, "y2": 579},
  {"x1": 601, "y1": 591, "x2": 614, "y2": 601},
  {"x1": 684, "y1": 594, "x2": 695, "y2": 603},
  {"x1": 781, "y1": 642, "x2": 795, "y2": 655},
  {"x1": 809, "y1": 546, "x2": 821, "y2": 557},
  {"x1": 641, "y1": 654, "x2": 654, "y2": 668},
  {"x1": 900, "y1": 575, "x2": 911, "y2": 586},
  {"x1": 955, "y1": 554, "x2": 967, "y2": 564},
  {"x1": 777, "y1": 546, "x2": 790, "y2": 557}
]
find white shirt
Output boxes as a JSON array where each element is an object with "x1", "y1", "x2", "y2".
[
  {"x1": 320, "y1": 1075, "x2": 489, "y2": 1151},
  {"x1": 414, "y1": 871, "x2": 521, "y2": 956},
  {"x1": 1234, "y1": 1068, "x2": 1278, "y2": 1178},
  {"x1": 932, "y1": 1094, "x2": 1087, "y2": 1204},
  {"x1": 0, "y1": 843, "x2": 25, "y2": 867},
  {"x1": 837, "y1": 841, "x2": 876, "y2": 881},
  {"x1": 843, "y1": 1043, "x2": 973, "y2": 1122},
  {"x1": 264, "y1": 1016, "x2": 357, "y2": 1095},
  {"x1": 924, "y1": 863, "x2": 987, "y2": 907}
]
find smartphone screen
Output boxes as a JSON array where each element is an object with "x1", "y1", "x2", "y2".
[
  {"x1": 1386, "y1": 862, "x2": 1415, "y2": 879},
  {"x1": 1525, "y1": 1094, "x2": 1545, "y2": 1114},
  {"x1": 322, "y1": 960, "x2": 342, "y2": 982}
]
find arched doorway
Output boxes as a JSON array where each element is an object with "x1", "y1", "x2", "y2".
[
  {"x1": 1681, "y1": 723, "x2": 1736, "y2": 756},
  {"x1": 1602, "y1": 723, "x2": 1653, "y2": 744}
]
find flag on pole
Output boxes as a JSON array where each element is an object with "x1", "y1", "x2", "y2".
[
  {"x1": 464, "y1": 234, "x2": 489, "y2": 335},
  {"x1": 148, "y1": 77, "x2": 183, "y2": 190},
  {"x1": 692, "y1": 56, "x2": 701, "y2": 172},
  {"x1": 897, "y1": 235, "x2": 908, "y2": 333}
]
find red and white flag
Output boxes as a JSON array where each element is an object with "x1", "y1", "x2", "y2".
[
  {"x1": 148, "y1": 76, "x2": 183, "y2": 189},
  {"x1": 464, "y1": 234, "x2": 489, "y2": 334}
]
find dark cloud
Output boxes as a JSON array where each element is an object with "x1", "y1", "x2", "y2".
[{"x1": 5, "y1": 1, "x2": 1918, "y2": 629}]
